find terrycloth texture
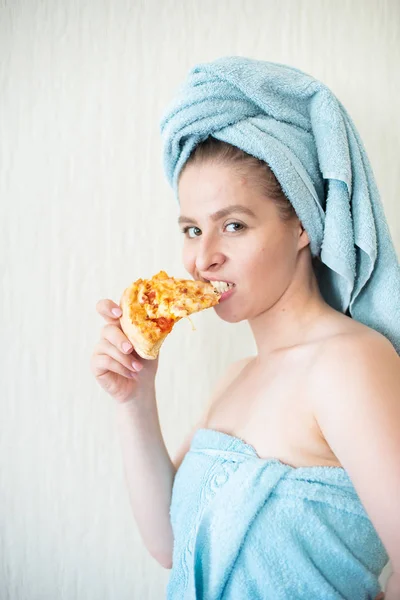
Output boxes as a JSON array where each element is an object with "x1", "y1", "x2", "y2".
[
  {"x1": 160, "y1": 56, "x2": 400, "y2": 355},
  {"x1": 166, "y1": 428, "x2": 388, "y2": 600}
]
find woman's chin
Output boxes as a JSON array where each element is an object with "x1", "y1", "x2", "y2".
[{"x1": 213, "y1": 304, "x2": 246, "y2": 323}]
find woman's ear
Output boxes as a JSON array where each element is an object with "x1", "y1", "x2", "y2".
[{"x1": 298, "y1": 222, "x2": 310, "y2": 249}]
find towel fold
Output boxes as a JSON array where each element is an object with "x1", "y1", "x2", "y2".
[
  {"x1": 160, "y1": 56, "x2": 400, "y2": 354},
  {"x1": 166, "y1": 429, "x2": 388, "y2": 600}
]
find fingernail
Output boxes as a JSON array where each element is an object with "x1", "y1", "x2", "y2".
[
  {"x1": 132, "y1": 361, "x2": 143, "y2": 371},
  {"x1": 122, "y1": 342, "x2": 132, "y2": 352},
  {"x1": 112, "y1": 308, "x2": 122, "y2": 317}
]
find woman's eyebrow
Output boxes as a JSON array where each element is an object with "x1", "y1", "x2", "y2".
[{"x1": 177, "y1": 204, "x2": 256, "y2": 225}]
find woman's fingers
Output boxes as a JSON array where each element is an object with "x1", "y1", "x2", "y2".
[
  {"x1": 99, "y1": 324, "x2": 143, "y2": 368},
  {"x1": 96, "y1": 299, "x2": 123, "y2": 324},
  {"x1": 91, "y1": 352, "x2": 138, "y2": 380},
  {"x1": 93, "y1": 339, "x2": 142, "y2": 375},
  {"x1": 95, "y1": 300, "x2": 144, "y2": 367}
]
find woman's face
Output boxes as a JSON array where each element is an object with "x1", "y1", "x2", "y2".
[{"x1": 177, "y1": 161, "x2": 308, "y2": 323}]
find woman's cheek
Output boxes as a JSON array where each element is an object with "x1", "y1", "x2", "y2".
[{"x1": 182, "y1": 245, "x2": 195, "y2": 276}]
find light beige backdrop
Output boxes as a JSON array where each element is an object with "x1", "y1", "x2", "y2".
[{"x1": 1, "y1": 0, "x2": 398, "y2": 598}]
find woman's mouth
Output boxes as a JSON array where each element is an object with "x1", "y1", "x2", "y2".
[
  {"x1": 207, "y1": 280, "x2": 236, "y2": 302},
  {"x1": 218, "y1": 286, "x2": 235, "y2": 302}
]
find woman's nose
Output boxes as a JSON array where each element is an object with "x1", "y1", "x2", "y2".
[{"x1": 194, "y1": 236, "x2": 226, "y2": 273}]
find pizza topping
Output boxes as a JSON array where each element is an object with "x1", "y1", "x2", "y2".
[
  {"x1": 127, "y1": 270, "x2": 221, "y2": 336},
  {"x1": 146, "y1": 290, "x2": 157, "y2": 303},
  {"x1": 154, "y1": 316, "x2": 174, "y2": 333},
  {"x1": 187, "y1": 315, "x2": 196, "y2": 331}
]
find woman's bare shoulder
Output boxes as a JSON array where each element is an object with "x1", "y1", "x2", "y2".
[
  {"x1": 310, "y1": 306, "x2": 392, "y2": 350},
  {"x1": 311, "y1": 313, "x2": 397, "y2": 386},
  {"x1": 320, "y1": 310, "x2": 392, "y2": 350}
]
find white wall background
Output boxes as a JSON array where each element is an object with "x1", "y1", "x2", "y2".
[{"x1": 1, "y1": 0, "x2": 398, "y2": 598}]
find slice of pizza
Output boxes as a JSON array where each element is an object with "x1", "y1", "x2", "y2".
[{"x1": 119, "y1": 270, "x2": 226, "y2": 360}]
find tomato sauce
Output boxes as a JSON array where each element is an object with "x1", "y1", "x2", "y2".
[{"x1": 155, "y1": 316, "x2": 174, "y2": 333}]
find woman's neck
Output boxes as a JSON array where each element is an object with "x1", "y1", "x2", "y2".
[{"x1": 248, "y1": 269, "x2": 335, "y2": 359}]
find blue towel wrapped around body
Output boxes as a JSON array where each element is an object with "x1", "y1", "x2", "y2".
[
  {"x1": 166, "y1": 428, "x2": 388, "y2": 599},
  {"x1": 160, "y1": 56, "x2": 400, "y2": 354}
]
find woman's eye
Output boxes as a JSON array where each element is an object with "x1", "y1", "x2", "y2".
[
  {"x1": 181, "y1": 222, "x2": 245, "y2": 238},
  {"x1": 182, "y1": 226, "x2": 201, "y2": 238},
  {"x1": 225, "y1": 222, "x2": 244, "y2": 233}
]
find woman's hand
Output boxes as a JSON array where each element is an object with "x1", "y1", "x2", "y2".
[{"x1": 90, "y1": 299, "x2": 159, "y2": 404}]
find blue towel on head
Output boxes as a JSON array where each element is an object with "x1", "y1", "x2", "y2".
[
  {"x1": 160, "y1": 56, "x2": 400, "y2": 354},
  {"x1": 166, "y1": 429, "x2": 388, "y2": 599}
]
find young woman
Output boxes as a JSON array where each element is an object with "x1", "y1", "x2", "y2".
[{"x1": 91, "y1": 59, "x2": 400, "y2": 599}]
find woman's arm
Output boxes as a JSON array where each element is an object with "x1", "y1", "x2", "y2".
[
  {"x1": 116, "y1": 386, "x2": 176, "y2": 569},
  {"x1": 310, "y1": 331, "x2": 400, "y2": 580}
]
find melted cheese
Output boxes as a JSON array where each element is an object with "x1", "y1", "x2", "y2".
[{"x1": 130, "y1": 270, "x2": 220, "y2": 338}]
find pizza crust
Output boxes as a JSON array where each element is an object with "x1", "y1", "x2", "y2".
[{"x1": 119, "y1": 288, "x2": 167, "y2": 360}]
